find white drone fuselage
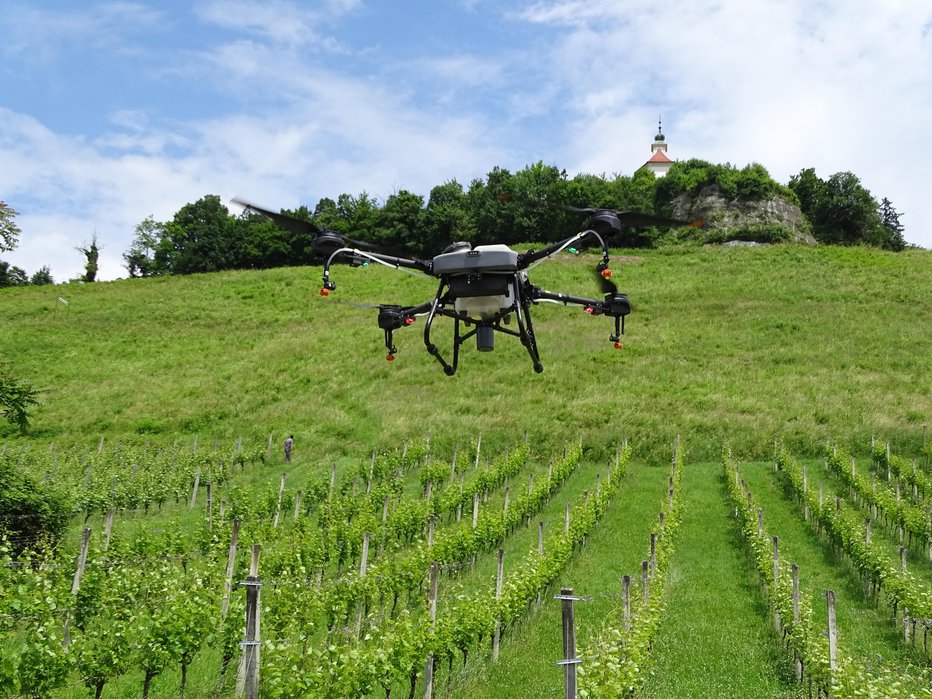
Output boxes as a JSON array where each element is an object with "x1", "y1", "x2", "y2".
[{"x1": 431, "y1": 244, "x2": 521, "y2": 320}]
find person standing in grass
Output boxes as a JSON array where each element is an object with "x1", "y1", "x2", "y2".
[{"x1": 284, "y1": 435, "x2": 294, "y2": 463}]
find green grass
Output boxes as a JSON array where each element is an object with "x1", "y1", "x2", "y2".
[
  {"x1": 640, "y1": 462, "x2": 803, "y2": 698},
  {"x1": 2, "y1": 243, "x2": 931, "y2": 697},
  {"x1": 1, "y1": 245, "x2": 929, "y2": 460},
  {"x1": 739, "y1": 460, "x2": 932, "y2": 693}
]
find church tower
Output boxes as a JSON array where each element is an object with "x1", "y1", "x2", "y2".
[{"x1": 642, "y1": 117, "x2": 673, "y2": 177}]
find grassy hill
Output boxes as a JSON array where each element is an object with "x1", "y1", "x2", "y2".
[
  {"x1": 1, "y1": 243, "x2": 929, "y2": 460},
  {"x1": 2, "y1": 241, "x2": 932, "y2": 698}
]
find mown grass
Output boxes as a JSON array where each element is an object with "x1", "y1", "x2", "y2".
[
  {"x1": 640, "y1": 462, "x2": 803, "y2": 698},
  {"x1": 739, "y1": 459, "x2": 932, "y2": 693},
  {"x1": 1, "y1": 245, "x2": 929, "y2": 461},
  {"x1": 2, "y1": 243, "x2": 930, "y2": 697}
]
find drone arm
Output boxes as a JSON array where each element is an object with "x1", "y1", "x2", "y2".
[
  {"x1": 322, "y1": 247, "x2": 432, "y2": 291},
  {"x1": 516, "y1": 229, "x2": 610, "y2": 270},
  {"x1": 531, "y1": 286, "x2": 630, "y2": 345}
]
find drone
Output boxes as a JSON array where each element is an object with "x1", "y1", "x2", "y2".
[{"x1": 232, "y1": 197, "x2": 687, "y2": 375}]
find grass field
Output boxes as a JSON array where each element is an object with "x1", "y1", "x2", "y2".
[{"x1": 1, "y1": 242, "x2": 931, "y2": 697}]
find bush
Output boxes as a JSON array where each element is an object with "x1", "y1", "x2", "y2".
[{"x1": 0, "y1": 458, "x2": 72, "y2": 555}]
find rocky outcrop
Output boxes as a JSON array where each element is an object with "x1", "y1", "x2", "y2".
[{"x1": 672, "y1": 185, "x2": 816, "y2": 244}]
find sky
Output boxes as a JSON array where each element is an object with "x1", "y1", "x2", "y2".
[{"x1": 1, "y1": 0, "x2": 930, "y2": 282}]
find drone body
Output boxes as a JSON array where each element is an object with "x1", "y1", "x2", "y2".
[{"x1": 233, "y1": 197, "x2": 685, "y2": 375}]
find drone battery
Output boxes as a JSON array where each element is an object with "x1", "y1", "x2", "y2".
[{"x1": 432, "y1": 244, "x2": 519, "y2": 275}]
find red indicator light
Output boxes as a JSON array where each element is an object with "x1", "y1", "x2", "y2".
[
  {"x1": 386, "y1": 354, "x2": 395, "y2": 361},
  {"x1": 614, "y1": 342, "x2": 623, "y2": 350},
  {"x1": 601, "y1": 268, "x2": 613, "y2": 279},
  {"x1": 584, "y1": 306, "x2": 594, "y2": 314},
  {"x1": 404, "y1": 317, "x2": 415, "y2": 326},
  {"x1": 320, "y1": 288, "x2": 330, "y2": 296}
]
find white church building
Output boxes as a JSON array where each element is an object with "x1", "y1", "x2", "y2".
[{"x1": 641, "y1": 119, "x2": 673, "y2": 177}]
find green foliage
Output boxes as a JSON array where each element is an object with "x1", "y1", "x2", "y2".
[
  {"x1": 0, "y1": 201, "x2": 20, "y2": 253},
  {"x1": 0, "y1": 261, "x2": 29, "y2": 288},
  {"x1": 0, "y1": 457, "x2": 71, "y2": 554},
  {"x1": 0, "y1": 364, "x2": 39, "y2": 434},
  {"x1": 789, "y1": 168, "x2": 892, "y2": 248}
]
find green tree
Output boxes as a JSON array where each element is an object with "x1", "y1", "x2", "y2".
[
  {"x1": 0, "y1": 261, "x2": 29, "y2": 288},
  {"x1": 76, "y1": 234, "x2": 100, "y2": 282},
  {"x1": 789, "y1": 168, "x2": 886, "y2": 246},
  {"x1": 0, "y1": 201, "x2": 20, "y2": 253},
  {"x1": 29, "y1": 266, "x2": 53, "y2": 285},
  {"x1": 420, "y1": 180, "x2": 474, "y2": 252},
  {"x1": 377, "y1": 189, "x2": 424, "y2": 252},
  {"x1": 0, "y1": 364, "x2": 39, "y2": 434},
  {"x1": 878, "y1": 197, "x2": 906, "y2": 251},
  {"x1": 157, "y1": 195, "x2": 236, "y2": 274},
  {"x1": 124, "y1": 216, "x2": 167, "y2": 277}
]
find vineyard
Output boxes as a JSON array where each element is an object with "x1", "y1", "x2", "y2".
[
  {"x1": 1, "y1": 244, "x2": 930, "y2": 696},
  {"x1": 2, "y1": 432, "x2": 931, "y2": 698}
]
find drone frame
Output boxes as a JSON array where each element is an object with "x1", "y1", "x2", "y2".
[{"x1": 319, "y1": 225, "x2": 630, "y2": 375}]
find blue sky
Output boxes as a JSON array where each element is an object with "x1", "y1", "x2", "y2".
[{"x1": 2, "y1": 0, "x2": 930, "y2": 281}]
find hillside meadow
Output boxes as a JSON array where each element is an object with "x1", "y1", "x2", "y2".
[
  {"x1": 2, "y1": 242, "x2": 932, "y2": 698},
  {"x1": 1, "y1": 243, "x2": 929, "y2": 460}
]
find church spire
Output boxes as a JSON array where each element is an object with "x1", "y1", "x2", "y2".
[{"x1": 652, "y1": 116, "x2": 667, "y2": 153}]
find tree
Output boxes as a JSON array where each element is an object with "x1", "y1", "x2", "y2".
[
  {"x1": 377, "y1": 189, "x2": 424, "y2": 252},
  {"x1": 0, "y1": 364, "x2": 39, "y2": 434},
  {"x1": 790, "y1": 169, "x2": 884, "y2": 246},
  {"x1": 878, "y1": 197, "x2": 906, "y2": 251},
  {"x1": 420, "y1": 180, "x2": 474, "y2": 252},
  {"x1": 124, "y1": 216, "x2": 166, "y2": 277},
  {"x1": 30, "y1": 266, "x2": 54, "y2": 285},
  {"x1": 0, "y1": 261, "x2": 29, "y2": 288},
  {"x1": 76, "y1": 234, "x2": 100, "y2": 282},
  {"x1": 156, "y1": 195, "x2": 236, "y2": 274},
  {"x1": 0, "y1": 201, "x2": 21, "y2": 253}
]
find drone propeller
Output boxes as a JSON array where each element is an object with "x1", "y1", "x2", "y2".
[
  {"x1": 231, "y1": 197, "x2": 384, "y2": 257},
  {"x1": 565, "y1": 205, "x2": 694, "y2": 235}
]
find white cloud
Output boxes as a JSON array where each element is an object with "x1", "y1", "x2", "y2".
[{"x1": 1, "y1": 0, "x2": 930, "y2": 287}]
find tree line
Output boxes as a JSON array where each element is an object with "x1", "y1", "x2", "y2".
[
  {"x1": 0, "y1": 160, "x2": 910, "y2": 286},
  {"x1": 121, "y1": 160, "x2": 907, "y2": 278}
]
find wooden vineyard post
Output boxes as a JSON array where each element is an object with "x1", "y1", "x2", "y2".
[
  {"x1": 293, "y1": 490, "x2": 302, "y2": 520},
  {"x1": 272, "y1": 472, "x2": 285, "y2": 528},
  {"x1": 329, "y1": 462, "x2": 336, "y2": 499},
  {"x1": 641, "y1": 561, "x2": 649, "y2": 606},
  {"x1": 473, "y1": 493, "x2": 480, "y2": 529},
  {"x1": 189, "y1": 468, "x2": 201, "y2": 509},
  {"x1": 103, "y1": 508, "x2": 115, "y2": 550},
  {"x1": 652, "y1": 532, "x2": 660, "y2": 573},
  {"x1": 64, "y1": 527, "x2": 92, "y2": 648},
  {"x1": 237, "y1": 544, "x2": 262, "y2": 699},
  {"x1": 355, "y1": 532, "x2": 371, "y2": 636},
  {"x1": 622, "y1": 575, "x2": 631, "y2": 629},
  {"x1": 792, "y1": 564, "x2": 802, "y2": 680},
  {"x1": 772, "y1": 537, "x2": 781, "y2": 633},
  {"x1": 423, "y1": 563, "x2": 440, "y2": 698},
  {"x1": 503, "y1": 486, "x2": 510, "y2": 520},
  {"x1": 557, "y1": 588, "x2": 580, "y2": 699},
  {"x1": 206, "y1": 483, "x2": 213, "y2": 531},
  {"x1": 758, "y1": 508, "x2": 764, "y2": 538},
  {"x1": 565, "y1": 502, "x2": 571, "y2": 534},
  {"x1": 492, "y1": 549, "x2": 505, "y2": 661},
  {"x1": 449, "y1": 446, "x2": 458, "y2": 486},
  {"x1": 221, "y1": 519, "x2": 241, "y2": 617},
  {"x1": 826, "y1": 590, "x2": 838, "y2": 673}
]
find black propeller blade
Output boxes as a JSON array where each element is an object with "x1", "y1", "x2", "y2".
[
  {"x1": 231, "y1": 197, "x2": 384, "y2": 257},
  {"x1": 565, "y1": 205, "x2": 694, "y2": 233}
]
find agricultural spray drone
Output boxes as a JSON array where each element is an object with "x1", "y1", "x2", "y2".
[{"x1": 233, "y1": 197, "x2": 686, "y2": 375}]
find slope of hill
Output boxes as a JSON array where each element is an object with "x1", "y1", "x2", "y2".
[{"x1": 1, "y1": 244, "x2": 929, "y2": 460}]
